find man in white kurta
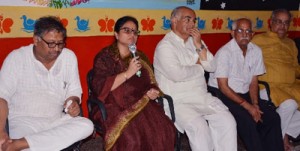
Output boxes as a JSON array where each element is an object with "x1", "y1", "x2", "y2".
[
  {"x1": 153, "y1": 6, "x2": 236, "y2": 151},
  {"x1": 0, "y1": 16, "x2": 93, "y2": 151}
]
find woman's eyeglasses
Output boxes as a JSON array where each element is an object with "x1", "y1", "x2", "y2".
[
  {"x1": 120, "y1": 27, "x2": 140, "y2": 36},
  {"x1": 40, "y1": 37, "x2": 65, "y2": 49}
]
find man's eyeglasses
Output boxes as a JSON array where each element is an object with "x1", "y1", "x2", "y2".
[
  {"x1": 272, "y1": 19, "x2": 290, "y2": 26},
  {"x1": 120, "y1": 27, "x2": 140, "y2": 36},
  {"x1": 40, "y1": 37, "x2": 65, "y2": 49},
  {"x1": 235, "y1": 28, "x2": 253, "y2": 34}
]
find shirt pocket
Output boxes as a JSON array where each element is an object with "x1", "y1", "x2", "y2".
[{"x1": 50, "y1": 76, "x2": 69, "y2": 99}]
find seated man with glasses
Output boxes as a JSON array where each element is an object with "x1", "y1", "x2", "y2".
[
  {"x1": 0, "y1": 16, "x2": 93, "y2": 151},
  {"x1": 252, "y1": 9, "x2": 300, "y2": 151},
  {"x1": 208, "y1": 18, "x2": 284, "y2": 151}
]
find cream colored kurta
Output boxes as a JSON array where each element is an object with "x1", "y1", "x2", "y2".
[
  {"x1": 252, "y1": 31, "x2": 300, "y2": 107},
  {"x1": 153, "y1": 31, "x2": 229, "y2": 132},
  {"x1": 0, "y1": 44, "x2": 93, "y2": 151}
]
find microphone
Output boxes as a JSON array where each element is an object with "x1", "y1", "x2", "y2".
[{"x1": 128, "y1": 43, "x2": 141, "y2": 77}]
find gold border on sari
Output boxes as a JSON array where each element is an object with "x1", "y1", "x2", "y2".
[{"x1": 105, "y1": 96, "x2": 150, "y2": 151}]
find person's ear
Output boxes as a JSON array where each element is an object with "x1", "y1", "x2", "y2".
[
  {"x1": 114, "y1": 32, "x2": 119, "y2": 40},
  {"x1": 33, "y1": 36, "x2": 39, "y2": 46},
  {"x1": 230, "y1": 30, "x2": 235, "y2": 38},
  {"x1": 171, "y1": 17, "x2": 177, "y2": 25}
]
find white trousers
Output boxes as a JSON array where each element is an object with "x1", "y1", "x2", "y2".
[
  {"x1": 183, "y1": 111, "x2": 237, "y2": 151},
  {"x1": 9, "y1": 114, "x2": 93, "y2": 151},
  {"x1": 260, "y1": 89, "x2": 300, "y2": 138}
]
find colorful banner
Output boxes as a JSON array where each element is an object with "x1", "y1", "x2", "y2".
[
  {"x1": 0, "y1": 0, "x2": 201, "y2": 10},
  {"x1": 0, "y1": 6, "x2": 299, "y2": 38}
]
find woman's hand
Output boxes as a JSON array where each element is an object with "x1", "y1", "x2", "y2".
[
  {"x1": 146, "y1": 88, "x2": 160, "y2": 100},
  {"x1": 126, "y1": 56, "x2": 142, "y2": 78}
]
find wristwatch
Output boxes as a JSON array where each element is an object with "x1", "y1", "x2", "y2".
[{"x1": 196, "y1": 44, "x2": 205, "y2": 53}]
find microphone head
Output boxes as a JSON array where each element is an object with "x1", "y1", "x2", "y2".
[{"x1": 128, "y1": 43, "x2": 137, "y2": 54}]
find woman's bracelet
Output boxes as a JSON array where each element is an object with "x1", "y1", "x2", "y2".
[{"x1": 123, "y1": 72, "x2": 128, "y2": 81}]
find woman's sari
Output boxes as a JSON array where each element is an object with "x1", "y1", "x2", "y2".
[{"x1": 91, "y1": 43, "x2": 176, "y2": 151}]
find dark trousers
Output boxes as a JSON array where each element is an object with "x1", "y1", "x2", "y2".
[{"x1": 208, "y1": 86, "x2": 284, "y2": 151}]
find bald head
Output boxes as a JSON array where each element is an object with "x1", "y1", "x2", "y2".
[{"x1": 171, "y1": 6, "x2": 194, "y2": 20}]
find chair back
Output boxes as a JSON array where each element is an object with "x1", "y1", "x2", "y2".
[
  {"x1": 86, "y1": 69, "x2": 107, "y2": 135},
  {"x1": 87, "y1": 69, "x2": 94, "y2": 97}
]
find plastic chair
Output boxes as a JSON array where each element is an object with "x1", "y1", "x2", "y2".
[{"x1": 86, "y1": 69, "x2": 182, "y2": 151}]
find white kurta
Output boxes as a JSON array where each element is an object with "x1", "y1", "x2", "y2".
[
  {"x1": 154, "y1": 31, "x2": 236, "y2": 151},
  {"x1": 0, "y1": 44, "x2": 93, "y2": 151}
]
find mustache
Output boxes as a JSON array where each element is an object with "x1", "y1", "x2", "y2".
[{"x1": 240, "y1": 37, "x2": 250, "y2": 40}]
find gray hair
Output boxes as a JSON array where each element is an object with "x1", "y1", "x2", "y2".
[
  {"x1": 231, "y1": 18, "x2": 253, "y2": 30},
  {"x1": 271, "y1": 9, "x2": 292, "y2": 21},
  {"x1": 170, "y1": 6, "x2": 193, "y2": 19}
]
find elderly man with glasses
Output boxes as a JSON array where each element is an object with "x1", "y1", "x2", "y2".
[
  {"x1": 0, "y1": 16, "x2": 93, "y2": 151},
  {"x1": 252, "y1": 9, "x2": 300, "y2": 151},
  {"x1": 208, "y1": 18, "x2": 284, "y2": 151}
]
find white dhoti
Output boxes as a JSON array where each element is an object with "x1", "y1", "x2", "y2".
[
  {"x1": 184, "y1": 110, "x2": 236, "y2": 151},
  {"x1": 164, "y1": 94, "x2": 237, "y2": 151},
  {"x1": 9, "y1": 114, "x2": 93, "y2": 151},
  {"x1": 260, "y1": 89, "x2": 300, "y2": 138}
]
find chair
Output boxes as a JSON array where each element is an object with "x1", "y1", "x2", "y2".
[
  {"x1": 156, "y1": 94, "x2": 183, "y2": 151},
  {"x1": 86, "y1": 69, "x2": 182, "y2": 151},
  {"x1": 86, "y1": 69, "x2": 107, "y2": 136},
  {"x1": 258, "y1": 80, "x2": 276, "y2": 108},
  {"x1": 258, "y1": 80, "x2": 300, "y2": 143}
]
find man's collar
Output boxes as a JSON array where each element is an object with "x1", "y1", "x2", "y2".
[{"x1": 170, "y1": 31, "x2": 186, "y2": 43}]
